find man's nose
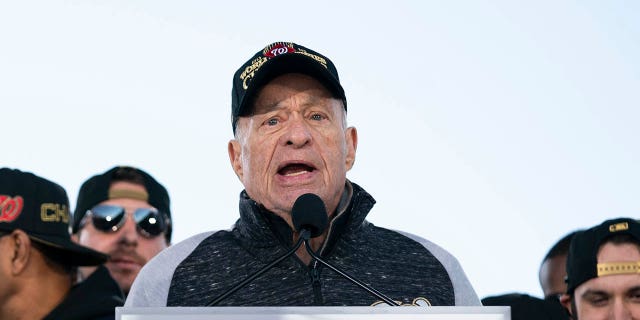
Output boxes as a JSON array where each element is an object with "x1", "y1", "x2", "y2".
[
  {"x1": 282, "y1": 114, "x2": 312, "y2": 148},
  {"x1": 117, "y1": 213, "x2": 139, "y2": 246},
  {"x1": 611, "y1": 299, "x2": 632, "y2": 320}
]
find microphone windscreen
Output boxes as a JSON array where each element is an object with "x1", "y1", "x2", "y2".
[{"x1": 291, "y1": 193, "x2": 328, "y2": 238}]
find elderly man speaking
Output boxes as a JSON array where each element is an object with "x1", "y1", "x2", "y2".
[{"x1": 126, "y1": 42, "x2": 479, "y2": 307}]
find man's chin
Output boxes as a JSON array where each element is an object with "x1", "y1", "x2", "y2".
[
  {"x1": 281, "y1": 187, "x2": 325, "y2": 204},
  {"x1": 112, "y1": 273, "x2": 137, "y2": 295}
]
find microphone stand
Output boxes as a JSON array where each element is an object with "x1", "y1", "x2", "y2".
[
  {"x1": 302, "y1": 234, "x2": 400, "y2": 306},
  {"x1": 207, "y1": 228, "x2": 399, "y2": 306},
  {"x1": 207, "y1": 233, "x2": 307, "y2": 306}
]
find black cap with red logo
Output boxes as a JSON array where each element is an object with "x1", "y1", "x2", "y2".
[
  {"x1": 231, "y1": 41, "x2": 347, "y2": 134},
  {"x1": 0, "y1": 168, "x2": 107, "y2": 266}
]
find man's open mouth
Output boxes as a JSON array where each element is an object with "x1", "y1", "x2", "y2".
[{"x1": 277, "y1": 163, "x2": 316, "y2": 177}]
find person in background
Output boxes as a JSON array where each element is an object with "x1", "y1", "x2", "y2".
[
  {"x1": 126, "y1": 41, "x2": 479, "y2": 307},
  {"x1": 482, "y1": 293, "x2": 569, "y2": 320},
  {"x1": 0, "y1": 168, "x2": 123, "y2": 319},
  {"x1": 561, "y1": 217, "x2": 640, "y2": 319},
  {"x1": 71, "y1": 165, "x2": 172, "y2": 295},
  {"x1": 539, "y1": 230, "x2": 580, "y2": 301},
  {"x1": 480, "y1": 231, "x2": 579, "y2": 320}
]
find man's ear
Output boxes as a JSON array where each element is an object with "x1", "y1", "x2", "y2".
[
  {"x1": 345, "y1": 126, "x2": 358, "y2": 170},
  {"x1": 71, "y1": 232, "x2": 80, "y2": 243},
  {"x1": 559, "y1": 294, "x2": 574, "y2": 318},
  {"x1": 228, "y1": 139, "x2": 243, "y2": 180},
  {"x1": 9, "y1": 230, "x2": 32, "y2": 275}
]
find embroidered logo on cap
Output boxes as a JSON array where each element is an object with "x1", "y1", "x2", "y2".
[
  {"x1": 0, "y1": 195, "x2": 24, "y2": 223},
  {"x1": 240, "y1": 42, "x2": 331, "y2": 91},
  {"x1": 597, "y1": 261, "x2": 640, "y2": 277},
  {"x1": 609, "y1": 222, "x2": 629, "y2": 232},
  {"x1": 41, "y1": 203, "x2": 69, "y2": 223},
  {"x1": 263, "y1": 42, "x2": 296, "y2": 58}
]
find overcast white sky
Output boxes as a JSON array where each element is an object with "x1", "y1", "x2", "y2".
[{"x1": 2, "y1": 0, "x2": 639, "y2": 300}]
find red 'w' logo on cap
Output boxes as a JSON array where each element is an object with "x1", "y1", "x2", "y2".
[
  {"x1": 0, "y1": 195, "x2": 24, "y2": 222},
  {"x1": 265, "y1": 43, "x2": 295, "y2": 58}
]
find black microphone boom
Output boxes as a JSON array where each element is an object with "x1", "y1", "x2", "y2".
[
  {"x1": 292, "y1": 193, "x2": 399, "y2": 306},
  {"x1": 206, "y1": 235, "x2": 306, "y2": 306},
  {"x1": 206, "y1": 194, "x2": 323, "y2": 306},
  {"x1": 303, "y1": 240, "x2": 399, "y2": 306}
]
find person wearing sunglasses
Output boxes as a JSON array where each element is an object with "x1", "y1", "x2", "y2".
[
  {"x1": 71, "y1": 165, "x2": 172, "y2": 296},
  {"x1": 0, "y1": 168, "x2": 124, "y2": 319}
]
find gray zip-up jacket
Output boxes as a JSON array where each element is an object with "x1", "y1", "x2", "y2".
[{"x1": 125, "y1": 181, "x2": 480, "y2": 307}]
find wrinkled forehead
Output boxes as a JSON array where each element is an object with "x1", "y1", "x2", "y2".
[
  {"x1": 252, "y1": 94, "x2": 339, "y2": 118},
  {"x1": 249, "y1": 73, "x2": 339, "y2": 114}
]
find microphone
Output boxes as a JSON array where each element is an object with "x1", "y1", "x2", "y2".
[
  {"x1": 206, "y1": 193, "x2": 325, "y2": 306},
  {"x1": 292, "y1": 193, "x2": 328, "y2": 239},
  {"x1": 292, "y1": 193, "x2": 399, "y2": 306}
]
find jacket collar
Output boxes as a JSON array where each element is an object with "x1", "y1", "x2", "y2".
[{"x1": 235, "y1": 180, "x2": 376, "y2": 256}]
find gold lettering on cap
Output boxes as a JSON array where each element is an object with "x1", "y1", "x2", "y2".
[
  {"x1": 41, "y1": 203, "x2": 69, "y2": 223},
  {"x1": 609, "y1": 222, "x2": 629, "y2": 232},
  {"x1": 241, "y1": 56, "x2": 268, "y2": 90},
  {"x1": 597, "y1": 261, "x2": 640, "y2": 277},
  {"x1": 294, "y1": 49, "x2": 328, "y2": 69},
  {"x1": 240, "y1": 43, "x2": 331, "y2": 92}
]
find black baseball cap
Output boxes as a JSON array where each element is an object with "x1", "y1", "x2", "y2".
[
  {"x1": 72, "y1": 166, "x2": 172, "y2": 242},
  {"x1": 231, "y1": 41, "x2": 347, "y2": 134},
  {"x1": 0, "y1": 168, "x2": 107, "y2": 266},
  {"x1": 565, "y1": 217, "x2": 640, "y2": 294}
]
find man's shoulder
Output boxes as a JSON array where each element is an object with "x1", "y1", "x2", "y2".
[
  {"x1": 44, "y1": 265, "x2": 124, "y2": 319},
  {"x1": 391, "y1": 229, "x2": 481, "y2": 306},
  {"x1": 392, "y1": 230, "x2": 458, "y2": 263},
  {"x1": 359, "y1": 226, "x2": 461, "y2": 273},
  {"x1": 125, "y1": 230, "x2": 221, "y2": 307},
  {"x1": 160, "y1": 231, "x2": 219, "y2": 261}
]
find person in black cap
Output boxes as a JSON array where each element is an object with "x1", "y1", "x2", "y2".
[
  {"x1": 539, "y1": 230, "x2": 580, "y2": 301},
  {"x1": 71, "y1": 165, "x2": 172, "y2": 296},
  {"x1": 560, "y1": 217, "x2": 640, "y2": 319},
  {"x1": 0, "y1": 168, "x2": 123, "y2": 319},
  {"x1": 482, "y1": 293, "x2": 569, "y2": 320},
  {"x1": 126, "y1": 42, "x2": 479, "y2": 307}
]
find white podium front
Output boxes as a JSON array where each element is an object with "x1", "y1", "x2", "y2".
[{"x1": 116, "y1": 306, "x2": 510, "y2": 320}]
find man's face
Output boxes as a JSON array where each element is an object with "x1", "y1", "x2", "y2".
[
  {"x1": 570, "y1": 242, "x2": 640, "y2": 320},
  {"x1": 540, "y1": 253, "x2": 568, "y2": 300},
  {"x1": 228, "y1": 73, "x2": 357, "y2": 225},
  {"x1": 74, "y1": 181, "x2": 168, "y2": 294}
]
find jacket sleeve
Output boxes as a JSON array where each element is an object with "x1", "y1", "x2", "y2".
[
  {"x1": 124, "y1": 231, "x2": 214, "y2": 307},
  {"x1": 398, "y1": 231, "x2": 481, "y2": 306}
]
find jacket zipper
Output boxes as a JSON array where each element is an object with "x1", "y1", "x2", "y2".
[
  {"x1": 311, "y1": 260, "x2": 323, "y2": 304},
  {"x1": 308, "y1": 193, "x2": 352, "y2": 305}
]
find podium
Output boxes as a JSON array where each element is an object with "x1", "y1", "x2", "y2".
[{"x1": 116, "y1": 306, "x2": 510, "y2": 319}]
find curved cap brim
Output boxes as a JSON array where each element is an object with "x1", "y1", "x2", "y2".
[{"x1": 29, "y1": 233, "x2": 108, "y2": 266}]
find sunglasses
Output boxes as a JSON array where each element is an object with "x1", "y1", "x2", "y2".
[{"x1": 82, "y1": 205, "x2": 170, "y2": 239}]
